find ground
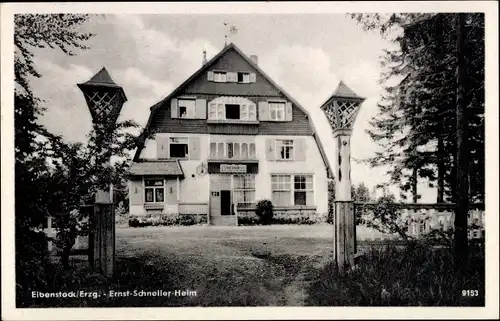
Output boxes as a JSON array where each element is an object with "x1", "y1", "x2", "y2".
[{"x1": 113, "y1": 224, "x2": 334, "y2": 306}]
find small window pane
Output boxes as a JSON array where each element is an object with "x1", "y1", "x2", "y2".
[
  {"x1": 145, "y1": 188, "x2": 154, "y2": 202},
  {"x1": 234, "y1": 143, "x2": 240, "y2": 158},
  {"x1": 249, "y1": 143, "x2": 256, "y2": 158},
  {"x1": 156, "y1": 188, "x2": 164, "y2": 202},
  {"x1": 227, "y1": 142, "x2": 234, "y2": 159},
  {"x1": 241, "y1": 143, "x2": 248, "y2": 158},
  {"x1": 210, "y1": 142, "x2": 217, "y2": 157},
  {"x1": 217, "y1": 142, "x2": 225, "y2": 158}
]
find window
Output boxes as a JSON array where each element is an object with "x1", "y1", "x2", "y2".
[
  {"x1": 240, "y1": 104, "x2": 257, "y2": 121},
  {"x1": 169, "y1": 137, "x2": 188, "y2": 158},
  {"x1": 225, "y1": 104, "x2": 240, "y2": 120},
  {"x1": 217, "y1": 142, "x2": 225, "y2": 158},
  {"x1": 269, "y1": 102, "x2": 286, "y2": 121},
  {"x1": 276, "y1": 139, "x2": 294, "y2": 160},
  {"x1": 210, "y1": 142, "x2": 217, "y2": 158},
  {"x1": 234, "y1": 175, "x2": 256, "y2": 205},
  {"x1": 249, "y1": 143, "x2": 256, "y2": 158},
  {"x1": 294, "y1": 175, "x2": 313, "y2": 206},
  {"x1": 233, "y1": 143, "x2": 240, "y2": 158},
  {"x1": 271, "y1": 175, "x2": 292, "y2": 206},
  {"x1": 272, "y1": 174, "x2": 314, "y2": 206},
  {"x1": 144, "y1": 179, "x2": 164, "y2": 203},
  {"x1": 178, "y1": 99, "x2": 195, "y2": 118},
  {"x1": 241, "y1": 143, "x2": 248, "y2": 159},
  {"x1": 238, "y1": 72, "x2": 250, "y2": 83},
  {"x1": 227, "y1": 142, "x2": 234, "y2": 159},
  {"x1": 214, "y1": 71, "x2": 227, "y2": 83}
]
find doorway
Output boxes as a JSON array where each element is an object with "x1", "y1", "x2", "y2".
[{"x1": 220, "y1": 190, "x2": 232, "y2": 216}]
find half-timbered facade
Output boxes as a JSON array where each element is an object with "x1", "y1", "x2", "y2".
[{"x1": 128, "y1": 43, "x2": 334, "y2": 225}]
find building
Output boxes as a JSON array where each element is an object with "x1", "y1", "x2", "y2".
[{"x1": 127, "y1": 43, "x2": 341, "y2": 225}]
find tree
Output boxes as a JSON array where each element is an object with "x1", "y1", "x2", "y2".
[
  {"x1": 350, "y1": 13, "x2": 484, "y2": 268},
  {"x1": 350, "y1": 13, "x2": 484, "y2": 205},
  {"x1": 14, "y1": 14, "x2": 94, "y2": 302},
  {"x1": 47, "y1": 120, "x2": 138, "y2": 268}
]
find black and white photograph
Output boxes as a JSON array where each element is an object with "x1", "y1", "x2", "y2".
[{"x1": 1, "y1": 1, "x2": 498, "y2": 320}]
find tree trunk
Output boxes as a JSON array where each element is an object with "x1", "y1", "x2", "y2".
[
  {"x1": 454, "y1": 13, "x2": 469, "y2": 271},
  {"x1": 412, "y1": 167, "x2": 418, "y2": 203},
  {"x1": 437, "y1": 135, "x2": 445, "y2": 203}
]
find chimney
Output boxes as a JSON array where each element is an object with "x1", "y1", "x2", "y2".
[
  {"x1": 250, "y1": 55, "x2": 258, "y2": 65},
  {"x1": 202, "y1": 50, "x2": 207, "y2": 65}
]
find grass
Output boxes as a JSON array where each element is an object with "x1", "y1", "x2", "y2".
[
  {"x1": 306, "y1": 242, "x2": 485, "y2": 306},
  {"x1": 19, "y1": 225, "x2": 484, "y2": 307},
  {"x1": 21, "y1": 225, "x2": 333, "y2": 307}
]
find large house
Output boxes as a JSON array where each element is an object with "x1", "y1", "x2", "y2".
[{"x1": 128, "y1": 43, "x2": 338, "y2": 225}]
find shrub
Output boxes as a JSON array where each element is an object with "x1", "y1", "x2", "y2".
[
  {"x1": 238, "y1": 216, "x2": 260, "y2": 226},
  {"x1": 255, "y1": 200, "x2": 274, "y2": 225},
  {"x1": 306, "y1": 242, "x2": 485, "y2": 306}
]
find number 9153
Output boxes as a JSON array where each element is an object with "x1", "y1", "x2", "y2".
[{"x1": 462, "y1": 290, "x2": 479, "y2": 296}]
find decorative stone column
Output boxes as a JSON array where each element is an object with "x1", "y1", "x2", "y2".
[
  {"x1": 78, "y1": 67, "x2": 127, "y2": 278},
  {"x1": 320, "y1": 81, "x2": 365, "y2": 271}
]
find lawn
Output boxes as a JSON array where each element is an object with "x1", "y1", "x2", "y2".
[
  {"x1": 25, "y1": 224, "x2": 336, "y2": 307},
  {"x1": 114, "y1": 225, "x2": 335, "y2": 306}
]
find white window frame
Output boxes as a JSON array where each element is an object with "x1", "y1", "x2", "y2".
[
  {"x1": 293, "y1": 174, "x2": 314, "y2": 206},
  {"x1": 271, "y1": 174, "x2": 314, "y2": 207},
  {"x1": 169, "y1": 137, "x2": 189, "y2": 158},
  {"x1": 238, "y1": 72, "x2": 251, "y2": 84},
  {"x1": 209, "y1": 141, "x2": 256, "y2": 159},
  {"x1": 269, "y1": 101, "x2": 286, "y2": 121},
  {"x1": 144, "y1": 178, "x2": 165, "y2": 203},
  {"x1": 233, "y1": 175, "x2": 256, "y2": 206},
  {"x1": 276, "y1": 139, "x2": 294, "y2": 160},
  {"x1": 213, "y1": 71, "x2": 227, "y2": 83},
  {"x1": 177, "y1": 98, "x2": 196, "y2": 118}
]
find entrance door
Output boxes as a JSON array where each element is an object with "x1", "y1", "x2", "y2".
[{"x1": 220, "y1": 190, "x2": 232, "y2": 216}]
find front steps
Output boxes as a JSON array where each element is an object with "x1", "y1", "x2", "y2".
[{"x1": 210, "y1": 215, "x2": 237, "y2": 226}]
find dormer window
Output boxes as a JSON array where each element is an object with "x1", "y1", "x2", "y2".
[
  {"x1": 214, "y1": 71, "x2": 227, "y2": 83},
  {"x1": 177, "y1": 99, "x2": 195, "y2": 118},
  {"x1": 208, "y1": 97, "x2": 257, "y2": 122},
  {"x1": 238, "y1": 72, "x2": 250, "y2": 84},
  {"x1": 269, "y1": 102, "x2": 286, "y2": 121}
]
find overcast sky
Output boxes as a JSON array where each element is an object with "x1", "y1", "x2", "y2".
[{"x1": 29, "y1": 14, "x2": 436, "y2": 201}]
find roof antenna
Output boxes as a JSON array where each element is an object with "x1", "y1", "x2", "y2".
[{"x1": 224, "y1": 22, "x2": 228, "y2": 47}]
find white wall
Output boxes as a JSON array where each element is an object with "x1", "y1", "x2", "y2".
[
  {"x1": 136, "y1": 133, "x2": 328, "y2": 213},
  {"x1": 255, "y1": 135, "x2": 329, "y2": 213}
]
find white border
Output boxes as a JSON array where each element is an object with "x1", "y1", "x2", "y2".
[{"x1": 1, "y1": 2, "x2": 499, "y2": 320}]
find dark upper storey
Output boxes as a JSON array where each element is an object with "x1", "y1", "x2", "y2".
[
  {"x1": 134, "y1": 43, "x2": 332, "y2": 177},
  {"x1": 144, "y1": 43, "x2": 313, "y2": 136}
]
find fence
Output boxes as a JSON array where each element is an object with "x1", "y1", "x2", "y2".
[{"x1": 354, "y1": 202, "x2": 485, "y2": 242}]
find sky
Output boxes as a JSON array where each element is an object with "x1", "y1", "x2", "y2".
[{"x1": 28, "y1": 13, "x2": 436, "y2": 202}]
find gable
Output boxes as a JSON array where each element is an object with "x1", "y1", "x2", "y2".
[{"x1": 180, "y1": 48, "x2": 281, "y2": 97}]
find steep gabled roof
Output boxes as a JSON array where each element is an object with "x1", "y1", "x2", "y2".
[{"x1": 134, "y1": 43, "x2": 333, "y2": 178}]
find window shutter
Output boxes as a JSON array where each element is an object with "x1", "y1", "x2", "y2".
[
  {"x1": 157, "y1": 136, "x2": 169, "y2": 159},
  {"x1": 129, "y1": 179, "x2": 143, "y2": 205},
  {"x1": 285, "y1": 102, "x2": 293, "y2": 121},
  {"x1": 266, "y1": 138, "x2": 275, "y2": 161},
  {"x1": 207, "y1": 71, "x2": 214, "y2": 81},
  {"x1": 258, "y1": 101, "x2": 269, "y2": 121},
  {"x1": 171, "y1": 98, "x2": 178, "y2": 119},
  {"x1": 189, "y1": 137, "x2": 201, "y2": 160},
  {"x1": 295, "y1": 138, "x2": 306, "y2": 161},
  {"x1": 195, "y1": 98, "x2": 207, "y2": 119},
  {"x1": 250, "y1": 73, "x2": 256, "y2": 83},
  {"x1": 227, "y1": 72, "x2": 238, "y2": 83}
]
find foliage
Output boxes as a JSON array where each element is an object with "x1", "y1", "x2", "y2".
[
  {"x1": 238, "y1": 216, "x2": 316, "y2": 226},
  {"x1": 255, "y1": 200, "x2": 274, "y2": 225},
  {"x1": 14, "y1": 13, "x2": 96, "y2": 302},
  {"x1": 128, "y1": 214, "x2": 207, "y2": 227},
  {"x1": 306, "y1": 242, "x2": 485, "y2": 306},
  {"x1": 350, "y1": 13, "x2": 484, "y2": 203}
]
